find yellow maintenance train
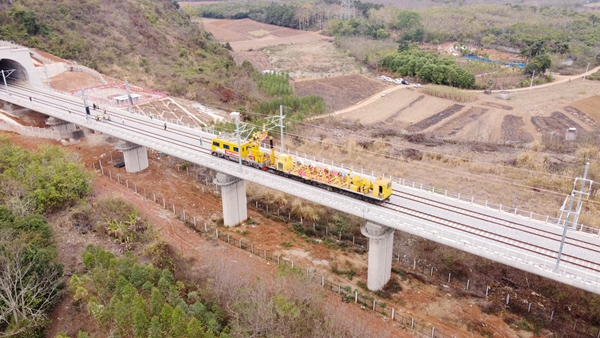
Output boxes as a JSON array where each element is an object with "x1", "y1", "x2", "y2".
[{"x1": 211, "y1": 130, "x2": 392, "y2": 203}]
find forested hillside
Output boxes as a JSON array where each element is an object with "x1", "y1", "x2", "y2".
[
  {"x1": 198, "y1": 1, "x2": 600, "y2": 72},
  {"x1": 0, "y1": 138, "x2": 93, "y2": 336},
  {"x1": 0, "y1": 0, "x2": 254, "y2": 106}
]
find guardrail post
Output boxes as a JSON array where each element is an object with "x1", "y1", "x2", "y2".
[
  {"x1": 373, "y1": 299, "x2": 376, "y2": 311},
  {"x1": 528, "y1": 303, "x2": 532, "y2": 312},
  {"x1": 321, "y1": 275, "x2": 324, "y2": 287},
  {"x1": 411, "y1": 318, "x2": 414, "y2": 329},
  {"x1": 466, "y1": 279, "x2": 470, "y2": 290},
  {"x1": 431, "y1": 327, "x2": 435, "y2": 337},
  {"x1": 506, "y1": 294, "x2": 510, "y2": 304},
  {"x1": 448, "y1": 273, "x2": 451, "y2": 283},
  {"x1": 215, "y1": 229, "x2": 218, "y2": 239},
  {"x1": 391, "y1": 308, "x2": 395, "y2": 320},
  {"x1": 413, "y1": 259, "x2": 416, "y2": 269}
]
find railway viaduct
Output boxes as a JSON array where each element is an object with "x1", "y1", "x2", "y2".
[{"x1": 3, "y1": 45, "x2": 600, "y2": 295}]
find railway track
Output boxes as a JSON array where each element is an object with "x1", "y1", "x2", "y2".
[
  {"x1": 387, "y1": 189, "x2": 600, "y2": 274},
  {"x1": 4, "y1": 82, "x2": 600, "y2": 293}
]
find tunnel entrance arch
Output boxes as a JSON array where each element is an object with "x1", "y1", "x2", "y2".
[
  {"x1": 0, "y1": 58, "x2": 28, "y2": 84},
  {"x1": 0, "y1": 46, "x2": 43, "y2": 88}
]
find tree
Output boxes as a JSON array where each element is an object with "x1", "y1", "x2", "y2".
[
  {"x1": 395, "y1": 11, "x2": 422, "y2": 30},
  {"x1": 524, "y1": 54, "x2": 552, "y2": 75},
  {"x1": 0, "y1": 233, "x2": 63, "y2": 337},
  {"x1": 132, "y1": 294, "x2": 150, "y2": 338},
  {"x1": 187, "y1": 317, "x2": 205, "y2": 337},
  {"x1": 170, "y1": 306, "x2": 188, "y2": 338},
  {"x1": 520, "y1": 39, "x2": 546, "y2": 59},
  {"x1": 375, "y1": 29, "x2": 390, "y2": 40}
]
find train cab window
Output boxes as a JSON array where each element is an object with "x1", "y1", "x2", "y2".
[
  {"x1": 223, "y1": 144, "x2": 230, "y2": 150},
  {"x1": 379, "y1": 186, "x2": 383, "y2": 193},
  {"x1": 234, "y1": 147, "x2": 239, "y2": 152},
  {"x1": 212, "y1": 141, "x2": 220, "y2": 147},
  {"x1": 387, "y1": 182, "x2": 392, "y2": 188}
]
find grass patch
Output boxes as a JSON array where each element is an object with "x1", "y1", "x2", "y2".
[
  {"x1": 421, "y1": 85, "x2": 477, "y2": 102},
  {"x1": 331, "y1": 264, "x2": 356, "y2": 280},
  {"x1": 249, "y1": 29, "x2": 270, "y2": 38}
]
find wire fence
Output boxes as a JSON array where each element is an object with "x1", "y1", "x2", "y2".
[
  {"x1": 93, "y1": 153, "x2": 600, "y2": 338},
  {"x1": 92, "y1": 157, "x2": 458, "y2": 338}
]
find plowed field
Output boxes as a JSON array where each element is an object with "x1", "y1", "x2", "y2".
[
  {"x1": 434, "y1": 106, "x2": 489, "y2": 137},
  {"x1": 501, "y1": 115, "x2": 535, "y2": 143},
  {"x1": 293, "y1": 75, "x2": 387, "y2": 111},
  {"x1": 531, "y1": 111, "x2": 583, "y2": 136},
  {"x1": 407, "y1": 104, "x2": 465, "y2": 133}
]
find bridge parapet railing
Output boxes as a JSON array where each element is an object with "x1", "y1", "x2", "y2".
[{"x1": 397, "y1": 177, "x2": 571, "y2": 228}]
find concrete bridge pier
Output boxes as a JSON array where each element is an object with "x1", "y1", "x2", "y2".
[
  {"x1": 0, "y1": 100, "x2": 28, "y2": 115},
  {"x1": 361, "y1": 221, "x2": 395, "y2": 291},
  {"x1": 45, "y1": 116, "x2": 78, "y2": 139},
  {"x1": 115, "y1": 140, "x2": 148, "y2": 173},
  {"x1": 213, "y1": 172, "x2": 247, "y2": 227}
]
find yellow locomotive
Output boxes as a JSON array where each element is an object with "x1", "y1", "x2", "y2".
[{"x1": 211, "y1": 131, "x2": 392, "y2": 203}]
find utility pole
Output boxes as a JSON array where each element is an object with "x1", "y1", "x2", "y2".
[
  {"x1": 81, "y1": 89, "x2": 90, "y2": 116},
  {"x1": 554, "y1": 193, "x2": 574, "y2": 274},
  {"x1": 230, "y1": 112, "x2": 243, "y2": 172},
  {"x1": 1, "y1": 70, "x2": 9, "y2": 95},
  {"x1": 44, "y1": 63, "x2": 50, "y2": 89},
  {"x1": 554, "y1": 162, "x2": 593, "y2": 273},
  {"x1": 125, "y1": 80, "x2": 133, "y2": 113},
  {"x1": 529, "y1": 70, "x2": 535, "y2": 90},
  {"x1": 279, "y1": 105, "x2": 286, "y2": 153}
]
